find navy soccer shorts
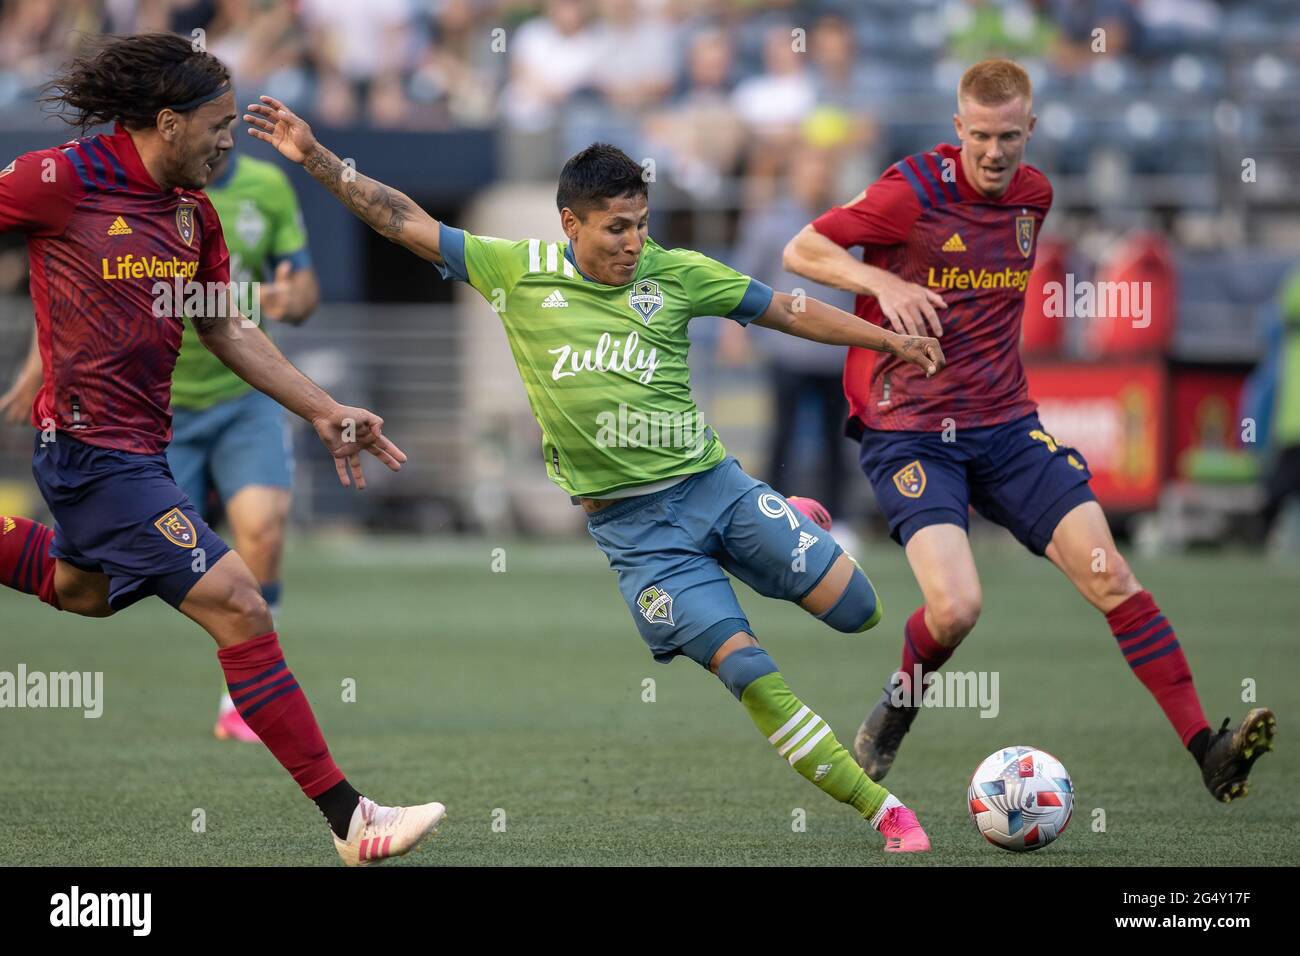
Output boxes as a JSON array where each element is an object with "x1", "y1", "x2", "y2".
[
  {"x1": 859, "y1": 412, "x2": 1096, "y2": 556},
  {"x1": 31, "y1": 433, "x2": 230, "y2": 611}
]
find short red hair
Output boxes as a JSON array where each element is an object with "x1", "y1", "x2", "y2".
[{"x1": 959, "y1": 59, "x2": 1033, "y2": 108}]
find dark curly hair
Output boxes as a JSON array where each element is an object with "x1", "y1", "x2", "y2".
[{"x1": 42, "y1": 32, "x2": 230, "y2": 131}]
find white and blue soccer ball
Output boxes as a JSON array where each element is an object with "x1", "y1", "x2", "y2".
[{"x1": 968, "y1": 746, "x2": 1074, "y2": 852}]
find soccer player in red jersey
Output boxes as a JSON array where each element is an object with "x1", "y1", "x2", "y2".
[
  {"x1": 0, "y1": 34, "x2": 443, "y2": 864},
  {"x1": 784, "y1": 59, "x2": 1274, "y2": 803}
]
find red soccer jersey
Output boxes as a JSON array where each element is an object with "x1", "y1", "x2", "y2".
[
  {"x1": 0, "y1": 123, "x2": 229, "y2": 454},
  {"x1": 811, "y1": 142, "x2": 1050, "y2": 435}
]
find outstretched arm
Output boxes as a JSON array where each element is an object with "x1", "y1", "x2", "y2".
[
  {"x1": 244, "y1": 95, "x2": 443, "y2": 265},
  {"x1": 753, "y1": 291, "x2": 945, "y2": 378}
]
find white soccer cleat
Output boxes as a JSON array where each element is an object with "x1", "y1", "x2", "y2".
[{"x1": 333, "y1": 796, "x2": 446, "y2": 867}]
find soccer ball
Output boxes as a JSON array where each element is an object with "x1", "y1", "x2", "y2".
[{"x1": 968, "y1": 746, "x2": 1074, "y2": 852}]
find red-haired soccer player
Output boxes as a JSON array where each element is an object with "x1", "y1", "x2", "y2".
[{"x1": 784, "y1": 59, "x2": 1274, "y2": 804}]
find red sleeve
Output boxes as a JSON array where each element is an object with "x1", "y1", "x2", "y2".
[
  {"x1": 194, "y1": 192, "x2": 230, "y2": 285},
  {"x1": 1011, "y1": 163, "x2": 1053, "y2": 210},
  {"x1": 0, "y1": 149, "x2": 82, "y2": 236},
  {"x1": 809, "y1": 167, "x2": 922, "y2": 249}
]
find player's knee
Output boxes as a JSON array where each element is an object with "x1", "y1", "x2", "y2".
[
  {"x1": 235, "y1": 512, "x2": 287, "y2": 563},
  {"x1": 58, "y1": 589, "x2": 114, "y2": 618},
  {"x1": 1091, "y1": 550, "x2": 1141, "y2": 605},
  {"x1": 815, "y1": 564, "x2": 881, "y2": 633},
  {"x1": 221, "y1": 581, "x2": 273, "y2": 635},
  {"x1": 53, "y1": 571, "x2": 113, "y2": 618},
  {"x1": 929, "y1": 593, "x2": 981, "y2": 643},
  {"x1": 714, "y1": 645, "x2": 778, "y2": 701}
]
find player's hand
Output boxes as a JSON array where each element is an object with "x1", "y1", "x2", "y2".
[
  {"x1": 888, "y1": 333, "x2": 946, "y2": 378},
  {"x1": 244, "y1": 96, "x2": 317, "y2": 165},
  {"x1": 311, "y1": 404, "x2": 408, "y2": 490},
  {"x1": 0, "y1": 372, "x2": 40, "y2": 425},
  {"x1": 258, "y1": 260, "x2": 295, "y2": 322},
  {"x1": 876, "y1": 273, "x2": 947, "y2": 339}
]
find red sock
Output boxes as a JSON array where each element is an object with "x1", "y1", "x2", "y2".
[
  {"x1": 0, "y1": 515, "x2": 61, "y2": 609},
  {"x1": 898, "y1": 605, "x2": 953, "y2": 692},
  {"x1": 1106, "y1": 590, "x2": 1210, "y2": 746},
  {"x1": 217, "y1": 632, "x2": 345, "y2": 798}
]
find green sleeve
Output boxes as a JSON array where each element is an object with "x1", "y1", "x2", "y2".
[
  {"x1": 674, "y1": 248, "x2": 774, "y2": 325},
  {"x1": 1280, "y1": 267, "x2": 1300, "y2": 328},
  {"x1": 264, "y1": 166, "x2": 308, "y2": 262},
  {"x1": 436, "y1": 224, "x2": 531, "y2": 301}
]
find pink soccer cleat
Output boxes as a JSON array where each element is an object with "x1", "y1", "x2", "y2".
[
  {"x1": 214, "y1": 697, "x2": 261, "y2": 743},
  {"x1": 788, "y1": 495, "x2": 833, "y2": 531},
  {"x1": 877, "y1": 805, "x2": 932, "y2": 853}
]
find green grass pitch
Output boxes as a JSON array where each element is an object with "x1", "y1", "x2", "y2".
[{"x1": 1, "y1": 535, "x2": 1294, "y2": 866}]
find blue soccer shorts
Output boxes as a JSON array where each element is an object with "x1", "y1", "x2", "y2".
[{"x1": 586, "y1": 457, "x2": 843, "y2": 663}]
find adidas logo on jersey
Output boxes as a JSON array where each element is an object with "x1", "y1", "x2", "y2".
[
  {"x1": 541, "y1": 290, "x2": 568, "y2": 308},
  {"x1": 795, "y1": 531, "x2": 819, "y2": 555},
  {"x1": 107, "y1": 216, "x2": 133, "y2": 236},
  {"x1": 942, "y1": 233, "x2": 966, "y2": 253}
]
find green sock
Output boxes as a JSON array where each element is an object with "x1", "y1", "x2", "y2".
[{"x1": 740, "y1": 671, "x2": 889, "y2": 820}]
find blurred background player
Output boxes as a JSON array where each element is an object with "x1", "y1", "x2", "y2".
[
  {"x1": 245, "y1": 93, "x2": 944, "y2": 851},
  {"x1": 1, "y1": 143, "x2": 321, "y2": 744},
  {"x1": 784, "y1": 58, "x2": 1275, "y2": 803},
  {"x1": 0, "y1": 33, "x2": 439, "y2": 865},
  {"x1": 724, "y1": 144, "x2": 855, "y2": 533}
]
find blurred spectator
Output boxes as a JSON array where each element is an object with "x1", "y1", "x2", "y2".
[
  {"x1": 298, "y1": 0, "x2": 415, "y2": 126},
  {"x1": 591, "y1": 0, "x2": 675, "y2": 112},
  {"x1": 1138, "y1": 0, "x2": 1221, "y2": 52},
  {"x1": 0, "y1": 0, "x2": 100, "y2": 101},
  {"x1": 202, "y1": 0, "x2": 305, "y2": 92},
  {"x1": 406, "y1": 0, "x2": 506, "y2": 128},
  {"x1": 501, "y1": 0, "x2": 603, "y2": 132},
  {"x1": 810, "y1": 12, "x2": 890, "y2": 112},
  {"x1": 724, "y1": 145, "x2": 854, "y2": 517},
  {"x1": 947, "y1": 0, "x2": 1056, "y2": 62},
  {"x1": 1048, "y1": 0, "x2": 1142, "y2": 73},
  {"x1": 731, "y1": 23, "x2": 816, "y2": 141},
  {"x1": 642, "y1": 27, "x2": 747, "y2": 200}
]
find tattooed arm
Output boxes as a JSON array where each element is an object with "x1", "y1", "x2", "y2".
[
  {"x1": 754, "y1": 291, "x2": 946, "y2": 378},
  {"x1": 243, "y1": 95, "x2": 444, "y2": 265}
]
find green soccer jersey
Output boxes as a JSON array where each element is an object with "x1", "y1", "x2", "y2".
[
  {"x1": 170, "y1": 154, "x2": 311, "y2": 409},
  {"x1": 438, "y1": 225, "x2": 773, "y2": 497}
]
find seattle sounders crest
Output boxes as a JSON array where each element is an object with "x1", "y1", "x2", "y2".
[
  {"x1": 637, "y1": 585, "x2": 674, "y2": 625},
  {"x1": 628, "y1": 279, "x2": 663, "y2": 325}
]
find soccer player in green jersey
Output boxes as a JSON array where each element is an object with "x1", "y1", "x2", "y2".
[
  {"x1": 246, "y1": 95, "x2": 946, "y2": 851},
  {"x1": 170, "y1": 147, "x2": 320, "y2": 742}
]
